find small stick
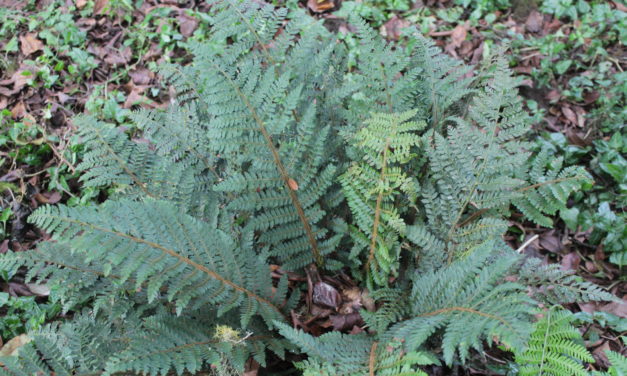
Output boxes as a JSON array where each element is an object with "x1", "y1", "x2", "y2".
[{"x1": 515, "y1": 234, "x2": 539, "y2": 254}]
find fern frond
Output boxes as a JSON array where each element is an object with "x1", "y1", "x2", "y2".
[
  {"x1": 277, "y1": 323, "x2": 435, "y2": 375},
  {"x1": 517, "y1": 257, "x2": 618, "y2": 304},
  {"x1": 516, "y1": 308, "x2": 594, "y2": 376},
  {"x1": 386, "y1": 244, "x2": 533, "y2": 365},
  {"x1": 28, "y1": 200, "x2": 286, "y2": 324},
  {"x1": 340, "y1": 110, "x2": 425, "y2": 287},
  {"x1": 514, "y1": 148, "x2": 592, "y2": 227}
]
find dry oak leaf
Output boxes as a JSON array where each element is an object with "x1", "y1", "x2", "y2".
[{"x1": 19, "y1": 33, "x2": 43, "y2": 56}]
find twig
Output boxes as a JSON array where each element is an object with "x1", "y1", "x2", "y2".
[{"x1": 515, "y1": 234, "x2": 539, "y2": 254}]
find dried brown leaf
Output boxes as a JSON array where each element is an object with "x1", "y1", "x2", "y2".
[
  {"x1": 560, "y1": 252, "x2": 580, "y2": 271},
  {"x1": 19, "y1": 33, "x2": 44, "y2": 56},
  {"x1": 313, "y1": 281, "x2": 341, "y2": 309},
  {"x1": 451, "y1": 24, "x2": 467, "y2": 48},
  {"x1": 561, "y1": 106, "x2": 577, "y2": 124},
  {"x1": 382, "y1": 16, "x2": 410, "y2": 40},
  {"x1": 307, "y1": 0, "x2": 335, "y2": 13},
  {"x1": 94, "y1": 0, "x2": 108, "y2": 14},
  {"x1": 0, "y1": 335, "x2": 31, "y2": 357},
  {"x1": 525, "y1": 10, "x2": 543, "y2": 33}
]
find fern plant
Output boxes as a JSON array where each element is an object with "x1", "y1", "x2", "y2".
[{"x1": 0, "y1": 0, "x2": 613, "y2": 374}]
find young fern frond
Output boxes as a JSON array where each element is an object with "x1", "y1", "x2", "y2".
[
  {"x1": 341, "y1": 110, "x2": 425, "y2": 287},
  {"x1": 516, "y1": 308, "x2": 594, "y2": 376}
]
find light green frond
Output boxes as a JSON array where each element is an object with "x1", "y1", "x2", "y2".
[{"x1": 516, "y1": 308, "x2": 594, "y2": 376}]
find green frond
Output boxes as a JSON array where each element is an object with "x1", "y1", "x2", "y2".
[
  {"x1": 385, "y1": 244, "x2": 533, "y2": 365},
  {"x1": 516, "y1": 308, "x2": 594, "y2": 376},
  {"x1": 514, "y1": 147, "x2": 592, "y2": 227},
  {"x1": 74, "y1": 115, "x2": 209, "y2": 215},
  {"x1": 277, "y1": 322, "x2": 435, "y2": 375},
  {"x1": 28, "y1": 199, "x2": 287, "y2": 325},
  {"x1": 340, "y1": 110, "x2": 425, "y2": 287},
  {"x1": 518, "y1": 257, "x2": 618, "y2": 304},
  {"x1": 604, "y1": 351, "x2": 627, "y2": 376}
]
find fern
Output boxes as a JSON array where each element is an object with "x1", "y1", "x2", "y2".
[
  {"x1": 340, "y1": 110, "x2": 425, "y2": 287},
  {"x1": 384, "y1": 245, "x2": 533, "y2": 365},
  {"x1": 0, "y1": 1, "x2": 613, "y2": 374},
  {"x1": 516, "y1": 308, "x2": 594, "y2": 376}
]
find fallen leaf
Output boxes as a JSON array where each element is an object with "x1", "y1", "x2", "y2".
[
  {"x1": 599, "y1": 300, "x2": 627, "y2": 318},
  {"x1": 19, "y1": 34, "x2": 43, "y2": 56},
  {"x1": 612, "y1": 1, "x2": 627, "y2": 12},
  {"x1": 313, "y1": 282, "x2": 341, "y2": 309},
  {"x1": 330, "y1": 312, "x2": 362, "y2": 331},
  {"x1": 546, "y1": 90, "x2": 561, "y2": 103},
  {"x1": 583, "y1": 90, "x2": 600, "y2": 105},
  {"x1": 75, "y1": 0, "x2": 87, "y2": 9},
  {"x1": 451, "y1": 24, "x2": 467, "y2": 48},
  {"x1": 0, "y1": 334, "x2": 31, "y2": 357},
  {"x1": 94, "y1": 0, "x2": 108, "y2": 14},
  {"x1": 539, "y1": 230, "x2": 562, "y2": 253},
  {"x1": 525, "y1": 10, "x2": 543, "y2": 33},
  {"x1": 33, "y1": 191, "x2": 62, "y2": 204},
  {"x1": 561, "y1": 106, "x2": 577, "y2": 124},
  {"x1": 10, "y1": 102, "x2": 26, "y2": 119},
  {"x1": 560, "y1": 252, "x2": 580, "y2": 271},
  {"x1": 12, "y1": 68, "x2": 31, "y2": 91},
  {"x1": 287, "y1": 178, "x2": 299, "y2": 191},
  {"x1": 178, "y1": 14, "x2": 198, "y2": 37},
  {"x1": 382, "y1": 16, "x2": 410, "y2": 40},
  {"x1": 129, "y1": 68, "x2": 153, "y2": 85},
  {"x1": 25, "y1": 283, "x2": 50, "y2": 297},
  {"x1": 307, "y1": 0, "x2": 335, "y2": 13},
  {"x1": 123, "y1": 88, "x2": 149, "y2": 109}
]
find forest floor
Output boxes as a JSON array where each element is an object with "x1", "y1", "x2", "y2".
[{"x1": 0, "y1": 0, "x2": 625, "y2": 371}]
